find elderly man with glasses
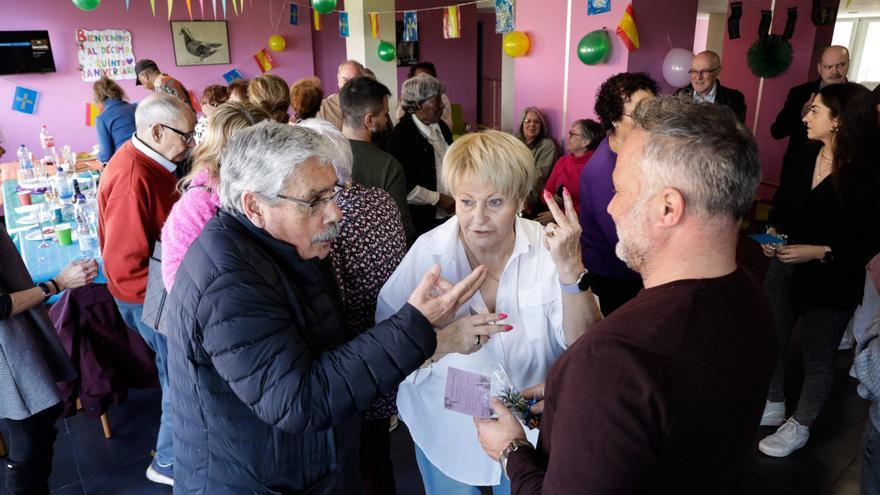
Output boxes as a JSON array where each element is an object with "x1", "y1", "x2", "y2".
[
  {"x1": 674, "y1": 50, "x2": 747, "y2": 123},
  {"x1": 97, "y1": 91, "x2": 195, "y2": 486},
  {"x1": 165, "y1": 121, "x2": 486, "y2": 494}
]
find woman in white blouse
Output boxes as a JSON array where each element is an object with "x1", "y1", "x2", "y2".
[{"x1": 376, "y1": 130, "x2": 601, "y2": 495}]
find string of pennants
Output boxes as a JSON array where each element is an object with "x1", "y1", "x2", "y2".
[{"x1": 121, "y1": 0, "x2": 512, "y2": 39}]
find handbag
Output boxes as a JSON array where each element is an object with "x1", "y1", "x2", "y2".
[{"x1": 141, "y1": 241, "x2": 169, "y2": 335}]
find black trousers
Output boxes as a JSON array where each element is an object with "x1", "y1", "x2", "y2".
[
  {"x1": 4, "y1": 401, "x2": 63, "y2": 495},
  {"x1": 589, "y1": 272, "x2": 643, "y2": 317},
  {"x1": 359, "y1": 417, "x2": 395, "y2": 495}
]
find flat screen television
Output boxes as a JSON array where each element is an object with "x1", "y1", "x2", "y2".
[{"x1": 0, "y1": 31, "x2": 56, "y2": 75}]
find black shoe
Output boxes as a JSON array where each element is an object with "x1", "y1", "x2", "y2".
[{"x1": 5, "y1": 459, "x2": 50, "y2": 495}]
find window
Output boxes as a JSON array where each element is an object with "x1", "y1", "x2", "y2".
[{"x1": 832, "y1": 16, "x2": 880, "y2": 88}]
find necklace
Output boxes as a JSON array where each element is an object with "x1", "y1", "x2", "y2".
[{"x1": 820, "y1": 152, "x2": 833, "y2": 161}]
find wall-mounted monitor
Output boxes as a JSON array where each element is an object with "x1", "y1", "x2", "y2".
[{"x1": 0, "y1": 31, "x2": 56, "y2": 75}]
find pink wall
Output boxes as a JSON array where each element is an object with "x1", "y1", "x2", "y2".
[
  {"x1": 0, "y1": 0, "x2": 314, "y2": 158},
  {"x1": 629, "y1": 0, "x2": 699, "y2": 94},
  {"x1": 693, "y1": 15, "x2": 709, "y2": 54},
  {"x1": 395, "y1": 2, "x2": 479, "y2": 125},
  {"x1": 721, "y1": 0, "x2": 835, "y2": 197},
  {"x1": 312, "y1": 5, "x2": 348, "y2": 95}
]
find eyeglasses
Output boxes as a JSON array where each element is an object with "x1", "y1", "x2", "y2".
[
  {"x1": 687, "y1": 67, "x2": 720, "y2": 77},
  {"x1": 160, "y1": 124, "x2": 195, "y2": 146},
  {"x1": 568, "y1": 131, "x2": 586, "y2": 139},
  {"x1": 523, "y1": 119, "x2": 541, "y2": 125},
  {"x1": 276, "y1": 184, "x2": 345, "y2": 216}
]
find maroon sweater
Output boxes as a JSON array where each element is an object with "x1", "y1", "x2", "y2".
[{"x1": 507, "y1": 269, "x2": 777, "y2": 494}]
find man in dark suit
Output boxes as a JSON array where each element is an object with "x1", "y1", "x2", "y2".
[
  {"x1": 675, "y1": 51, "x2": 746, "y2": 123},
  {"x1": 771, "y1": 45, "x2": 850, "y2": 174}
]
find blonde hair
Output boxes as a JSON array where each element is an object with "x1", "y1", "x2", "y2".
[
  {"x1": 179, "y1": 101, "x2": 271, "y2": 191},
  {"x1": 441, "y1": 130, "x2": 534, "y2": 202},
  {"x1": 248, "y1": 74, "x2": 291, "y2": 123}
]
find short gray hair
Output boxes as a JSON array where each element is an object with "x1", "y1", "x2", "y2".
[
  {"x1": 632, "y1": 96, "x2": 759, "y2": 219},
  {"x1": 135, "y1": 92, "x2": 193, "y2": 129},
  {"x1": 400, "y1": 74, "x2": 445, "y2": 114},
  {"x1": 219, "y1": 122, "x2": 337, "y2": 214},
  {"x1": 338, "y1": 59, "x2": 365, "y2": 74},
  {"x1": 297, "y1": 118, "x2": 353, "y2": 184}
]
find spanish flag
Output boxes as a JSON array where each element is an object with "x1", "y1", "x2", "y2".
[
  {"x1": 313, "y1": 9, "x2": 322, "y2": 31},
  {"x1": 85, "y1": 102, "x2": 103, "y2": 127},
  {"x1": 369, "y1": 13, "x2": 380, "y2": 39},
  {"x1": 253, "y1": 48, "x2": 276, "y2": 73},
  {"x1": 616, "y1": 4, "x2": 639, "y2": 51},
  {"x1": 443, "y1": 6, "x2": 461, "y2": 39}
]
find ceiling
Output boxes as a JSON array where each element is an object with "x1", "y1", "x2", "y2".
[{"x1": 698, "y1": 0, "x2": 880, "y2": 16}]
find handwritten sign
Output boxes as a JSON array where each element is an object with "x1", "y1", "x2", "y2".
[{"x1": 76, "y1": 28, "x2": 137, "y2": 82}]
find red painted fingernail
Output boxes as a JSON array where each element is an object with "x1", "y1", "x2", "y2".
[
  {"x1": 498, "y1": 313, "x2": 508, "y2": 319},
  {"x1": 504, "y1": 325, "x2": 513, "y2": 331},
  {"x1": 563, "y1": 186, "x2": 570, "y2": 195}
]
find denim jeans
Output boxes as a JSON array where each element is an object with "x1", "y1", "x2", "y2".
[
  {"x1": 414, "y1": 444, "x2": 510, "y2": 495},
  {"x1": 863, "y1": 422, "x2": 880, "y2": 495},
  {"x1": 115, "y1": 300, "x2": 173, "y2": 466}
]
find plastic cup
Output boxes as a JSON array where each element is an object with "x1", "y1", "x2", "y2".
[
  {"x1": 55, "y1": 223, "x2": 73, "y2": 246},
  {"x1": 17, "y1": 190, "x2": 32, "y2": 206},
  {"x1": 53, "y1": 206, "x2": 64, "y2": 224}
]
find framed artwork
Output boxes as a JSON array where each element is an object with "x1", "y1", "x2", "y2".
[
  {"x1": 395, "y1": 20, "x2": 419, "y2": 66},
  {"x1": 170, "y1": 21, "x2": 230, "y2": 66}
]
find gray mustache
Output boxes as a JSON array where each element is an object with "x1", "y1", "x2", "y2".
[{"x1": 312, "y1": 222, "x2": 340, "y2": 243}]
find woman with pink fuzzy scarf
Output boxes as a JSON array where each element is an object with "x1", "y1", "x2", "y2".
[{"x1": 161, "y1": 102, "x2": 271, "y2": 291}]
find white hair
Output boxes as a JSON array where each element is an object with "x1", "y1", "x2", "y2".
[
  {"x1": 219, "y1": 121, "x2": 337, "y2": 215},
  {"x1": 400, "y1": 74, "x2": 445, "y2": 114},
  {"x1": 134, "y1": 92, "x2": 193, "y2": 129},
  {"x1": 296, "y1": 118, "x2": 353, "y2": 184}
]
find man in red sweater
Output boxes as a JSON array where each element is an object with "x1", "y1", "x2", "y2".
[
  {"x1": 475, "y1": 97, "x2": 777, "y2": 494},
  {"x1": 97, "y1": 91, "x2": 194, "y2": 487}
]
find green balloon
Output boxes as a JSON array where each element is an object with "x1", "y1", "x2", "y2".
[
  {"x1": 377, "y1": 40, "x2": 396, "y2": 62},
  {"x1": 311, "y1": 0, "x2": 336, "y2": 15},
  {"x1": 577, "y1": 29, "x2": 610, "y2": 65},
  {"x1": 72, "y1": 0, "x2": 100, "y2": 10}
]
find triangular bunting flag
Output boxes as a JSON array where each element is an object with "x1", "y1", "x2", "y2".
[
  {"x1": 313, "y1": 9, "x2": 321, "y2": 31},
  {"x1": 616, "y1": 4, "x2": 640, "y2": 51},
  {"x1": 212, "y1": 0, "x2": 217, "y2": 19},
  {"x1": 167, "y1": 0, "x2": 174, "y2": 20},
  {"x1": 369, "y1": 13, "x2": 380, "y2": 39},
  {"x1": 125, "y1": 0, "x2": 130, "y2": 10},
  {"x1": 199, "y1": 0, "x2": 204, "y2": 17},
  {"x1": 443, "y1": 6, "x2": 461, "y2": 39},
  {"x1": 150, "y1": 0, "x2": 156, "y2": 16},
  {"x1": 186, "y1": 0, "x2": 193, "y2": 20},
  {"x1": 221, "y1": 0, "x2": 226, "y2": 18},
  {"x1": 232, "y1": 0, "x2": 238, "y2": 16}
]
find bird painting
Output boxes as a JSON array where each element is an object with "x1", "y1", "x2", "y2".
[{"x1": 179, "y1": 28, "x2": 223, "y2": 61}]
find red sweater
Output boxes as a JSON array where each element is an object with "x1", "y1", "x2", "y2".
[
  {"x1": 541, "y1": 152, "x2": 592, "y2": 215},
  {"x1": 97, "y1": 140, "x2": 179, "y2": 303}
]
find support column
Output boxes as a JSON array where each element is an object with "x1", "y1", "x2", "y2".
[{"x1": 344, "y1": 0, "x2": 398, "y2": 109}]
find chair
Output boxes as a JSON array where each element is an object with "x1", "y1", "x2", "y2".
[{"x1": 450, "y1": 103, "x2": 467, "y2": 139}]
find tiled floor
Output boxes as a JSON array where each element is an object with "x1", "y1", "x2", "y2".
[{"x1": 0, "y1": 346, "x2": 869, "y2": 495}]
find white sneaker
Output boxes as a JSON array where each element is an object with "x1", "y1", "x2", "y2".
[
  {"x1": 758, "y1": 417, "x2": 809, "y2": 457},
  {"x1": 760, "y1": 400, "x2": 786, "y2": 427}
]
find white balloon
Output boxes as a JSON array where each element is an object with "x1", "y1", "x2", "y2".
[{"x1": 662, "y1": 48, "x2": 695, "y2": 88}]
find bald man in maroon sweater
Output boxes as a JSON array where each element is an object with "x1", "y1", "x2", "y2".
[{"x1": 475, "y1": 97, "x2": 777, "y2": 494}]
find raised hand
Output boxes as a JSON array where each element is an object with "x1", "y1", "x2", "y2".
[
  {"x1": 542, "y1": 187, "x2": 585, "y2": 283},
  {"x1": 407, "y1": 264, "x2": 487, "y2": 327},
  {"x1": 436, "y1": 312, "x2": 512, "y2": 356}
]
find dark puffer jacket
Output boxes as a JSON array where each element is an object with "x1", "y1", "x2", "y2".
[{"x1": 166, "y1": 210, "x2": 436, "y2": 494}]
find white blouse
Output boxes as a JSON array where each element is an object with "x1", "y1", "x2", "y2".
[{"x1": 376, "y1": 216, "x2": 567, "y2": 486}]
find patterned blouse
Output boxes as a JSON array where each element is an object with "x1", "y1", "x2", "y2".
[{"x1": 330, "y1": 183, "x2": 407, "y2": 419}]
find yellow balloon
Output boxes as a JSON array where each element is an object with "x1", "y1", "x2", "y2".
[
  {"x1": 269, "y1": 35, "x2": 286, "y2": 52},
  {"x1": 503, "y1": 31, "x2": 530, "y2": 58}
]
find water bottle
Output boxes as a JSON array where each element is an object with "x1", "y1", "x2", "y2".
[
  {"x1": 17, "y1": 145, "x2": 34, "y2": 182},
  {"x1": 40, "y1": 124, "x2": 56, "y2": 164},
  {"x1": 74, "y1": 199, "x2": 100, "y2": 258}
]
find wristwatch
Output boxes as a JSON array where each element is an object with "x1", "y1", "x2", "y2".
[
  {"x1": 36, "y1": 282, "x2": 53, "y2": 301},
  {"x1": 560, "y1": 270, "x2": 590, "y2": 294},
  {"x1": 499, "y1": 438, "x2": 533, "y2": 477}
]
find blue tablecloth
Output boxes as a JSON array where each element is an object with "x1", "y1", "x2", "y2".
[{"x1": 18, "y1": 233, "x2": 105, "y2": 284}]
